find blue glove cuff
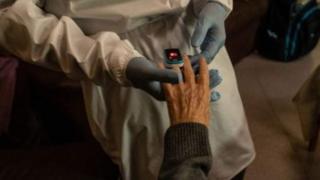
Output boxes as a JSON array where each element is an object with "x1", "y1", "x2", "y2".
[{"x1": 206, "y1": 0, "x2": 232, "y2": 18}]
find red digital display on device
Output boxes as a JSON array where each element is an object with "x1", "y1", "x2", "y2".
[
  {"x1": 165, "y1": 49, "x2": 182, "y2": 62},
  {"x1": 169, "y1": 52, "x2": 178, "y2": 59}
]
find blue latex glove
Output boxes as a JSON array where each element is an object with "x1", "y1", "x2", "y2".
[
  {"x1": 126, "y1": 57, "x2": 179, "y2": 100},
  {"x1": 191, "y1": 2, "x2": 227, "y2": 63},
  {"x1": 126, "y1": 57, "x2": 223, "y2": 101},
  {"x1": 209, "y1": 69, "x2": 222, "y2": 102},
  {"x1": 191, "y1": 2, "x2": 227, "y2": 102}
]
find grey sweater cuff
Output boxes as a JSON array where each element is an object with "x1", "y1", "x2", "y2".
[{"x1": 164, "y1": 123, "x2": 211, "y2": 162}]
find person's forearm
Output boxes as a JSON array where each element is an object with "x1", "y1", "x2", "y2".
[
  {"x1": 159, "y1": 123, "x2": 212, "y2": 180},
  {"x1": 0, "y1": 0, "x2": 141, "y2": 86}
]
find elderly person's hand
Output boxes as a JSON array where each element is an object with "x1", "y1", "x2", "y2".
[{"x1": 162, "y1": 55, "x2": 210, "y2": 127}]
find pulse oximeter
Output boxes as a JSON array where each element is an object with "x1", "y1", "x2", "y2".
[
  {"x1": 164, "y1": 48, "x2": 184, "y2": 82},
  {"x1": 164, "y1": 48, "x2": 184, "y2": 68}
]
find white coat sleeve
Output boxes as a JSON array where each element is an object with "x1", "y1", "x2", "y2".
[
  {"x1": 192, "y1": 0, "x2": 233, "y2": 17},
  {"x1": 0, "y1": 0, "x2": 142, "y2": 86}
]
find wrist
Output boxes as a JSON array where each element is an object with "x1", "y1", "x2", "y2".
[
  {"x1": 207, "y1": 1, "x2": 232, "y2": 18},
  {"x1": 109, "y1": 40, "x2": 142, "y2": 86},
  {"x1": 171, "y1": 118, "x2": 209, "y2": 128},
  {"x1": 164, "y1": 123, "x2": 211, "y2": 161}
]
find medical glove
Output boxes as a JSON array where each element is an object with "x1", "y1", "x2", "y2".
[
  {"x1": 209, "y1": 69, "x2": 222, "y2": 102},
  {"x1": 190, "y1": 59, "x2": 222, "y2": 102},
  {"x1": 191, "y1": 2, "x2": 228, "y2": 62},
  {"x1": 190, "y1": 2, "x2": 227, "y2": 102},
  {"x1": 126, "y1": 57, "x2": 179, "y2": 100},
  {"x1": 190, "y1": 56, "x2": 222, "y2": 102}
]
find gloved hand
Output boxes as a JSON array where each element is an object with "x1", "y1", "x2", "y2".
[
  {"x1": 209, "y1": 69, "x2": 222, "y2": 102},
  {"x1": 191, "y1": 2, "x2": 227, "y2": 63},
  {"x1": 127, "y1": 57, "x2": 222, "y2": 101},
  {"x1": 191, "y1": 57, "x2": 222, "y2": 102},
  {"x1": 126, "y1": 57, "x2": 180, "y2": 100},
  {"x1": 190, "y1": 2, "x2": 227, "y2": 102}
]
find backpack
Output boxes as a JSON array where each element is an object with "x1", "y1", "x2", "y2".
[{"x1": 257, "y1": 0, "x2": 320, "y2": 61}]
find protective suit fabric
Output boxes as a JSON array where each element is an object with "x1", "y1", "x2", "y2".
[
  {"x1": 0, "y1": 0, "x2": 255, "y2": 180},
  {"x1": 293, "y1": 66, "x2": 320, "y2": 141},
  {"x1": 0, "y1": 0, "x2": 232, "y2": 86},
  {"x1": 0, "y1": 0, "x2": 143, "y2": 86},
  {"x1": 42, "y1": 0, "x2": 232, "y2": 34}
]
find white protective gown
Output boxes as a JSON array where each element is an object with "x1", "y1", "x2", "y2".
[{"x1": 0, "y1": 0, "x2": 255, "y2": 179}]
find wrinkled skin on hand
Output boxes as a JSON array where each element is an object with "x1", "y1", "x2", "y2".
[{"x1": 162, "y1": 55, "x2": 210, "y2": 127}]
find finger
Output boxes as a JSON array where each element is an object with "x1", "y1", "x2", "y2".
[
  {"x1": 190, "y1": 54, "x2": 209, "y2": 75},
  {"x1": 157, "y1": 62, "x2": 164, "y2": 68},
  {"x1": 158, "y1": 62, "x2": 174, "y2": 98},
  {"x1": 183, "y1": 55, "x2": 196, "y2": 84},
  {"x1": 190, "y1": 55, "x2": 200, "y2": 66},
  {"x1": 190, "y1": 55, "x2": 201, "y2": 75},
  {"x1": 127, "y1": 58, "x2": 178, "y2": 84},
  {"x1": 209, "y1": 69, "x2": 222, "y2": 89},
  {"x1": 163, "y1": 82, "x2": 174, "y2": 99},
  {"x1": 198, "y1": 56, "x2": 209, "y2": 86},
  {"x1": 141, "y1": 81, "x2": 166, "y2": 101},
  {"x1": 193, "y1": 63, "x2": 200, "y2": 75},
  {"x1": 201, "y1": 28, "x2": 226, "y2": 61},
  {"x1": 191, "y1": 18, "x2": 210, "y2": 47},
  {"x1": 148, "y1": 68, "x2": 179, "y2": 84}
]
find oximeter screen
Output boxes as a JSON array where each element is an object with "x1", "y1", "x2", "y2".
[{"x1": 165, "y1": 49, "x2": 182, "y2": 62}]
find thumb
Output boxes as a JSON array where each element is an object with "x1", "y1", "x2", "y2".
[
  {"x1": 147, "y1": 68, "x2": 180, "y2": 84},
  {"x1": 201, "y1": 28, "x2": 226, "y2": 61},
  {"x1": 191, "y1": 19, "x2": 209, "y2": 47},
  {"x1": 141, "y1": 81, "x2": 166, "y2": 101}
]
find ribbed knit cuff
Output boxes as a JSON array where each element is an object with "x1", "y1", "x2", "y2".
[{"x1": 163, "y1": 123, "x2": 211, "y2": 162}]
